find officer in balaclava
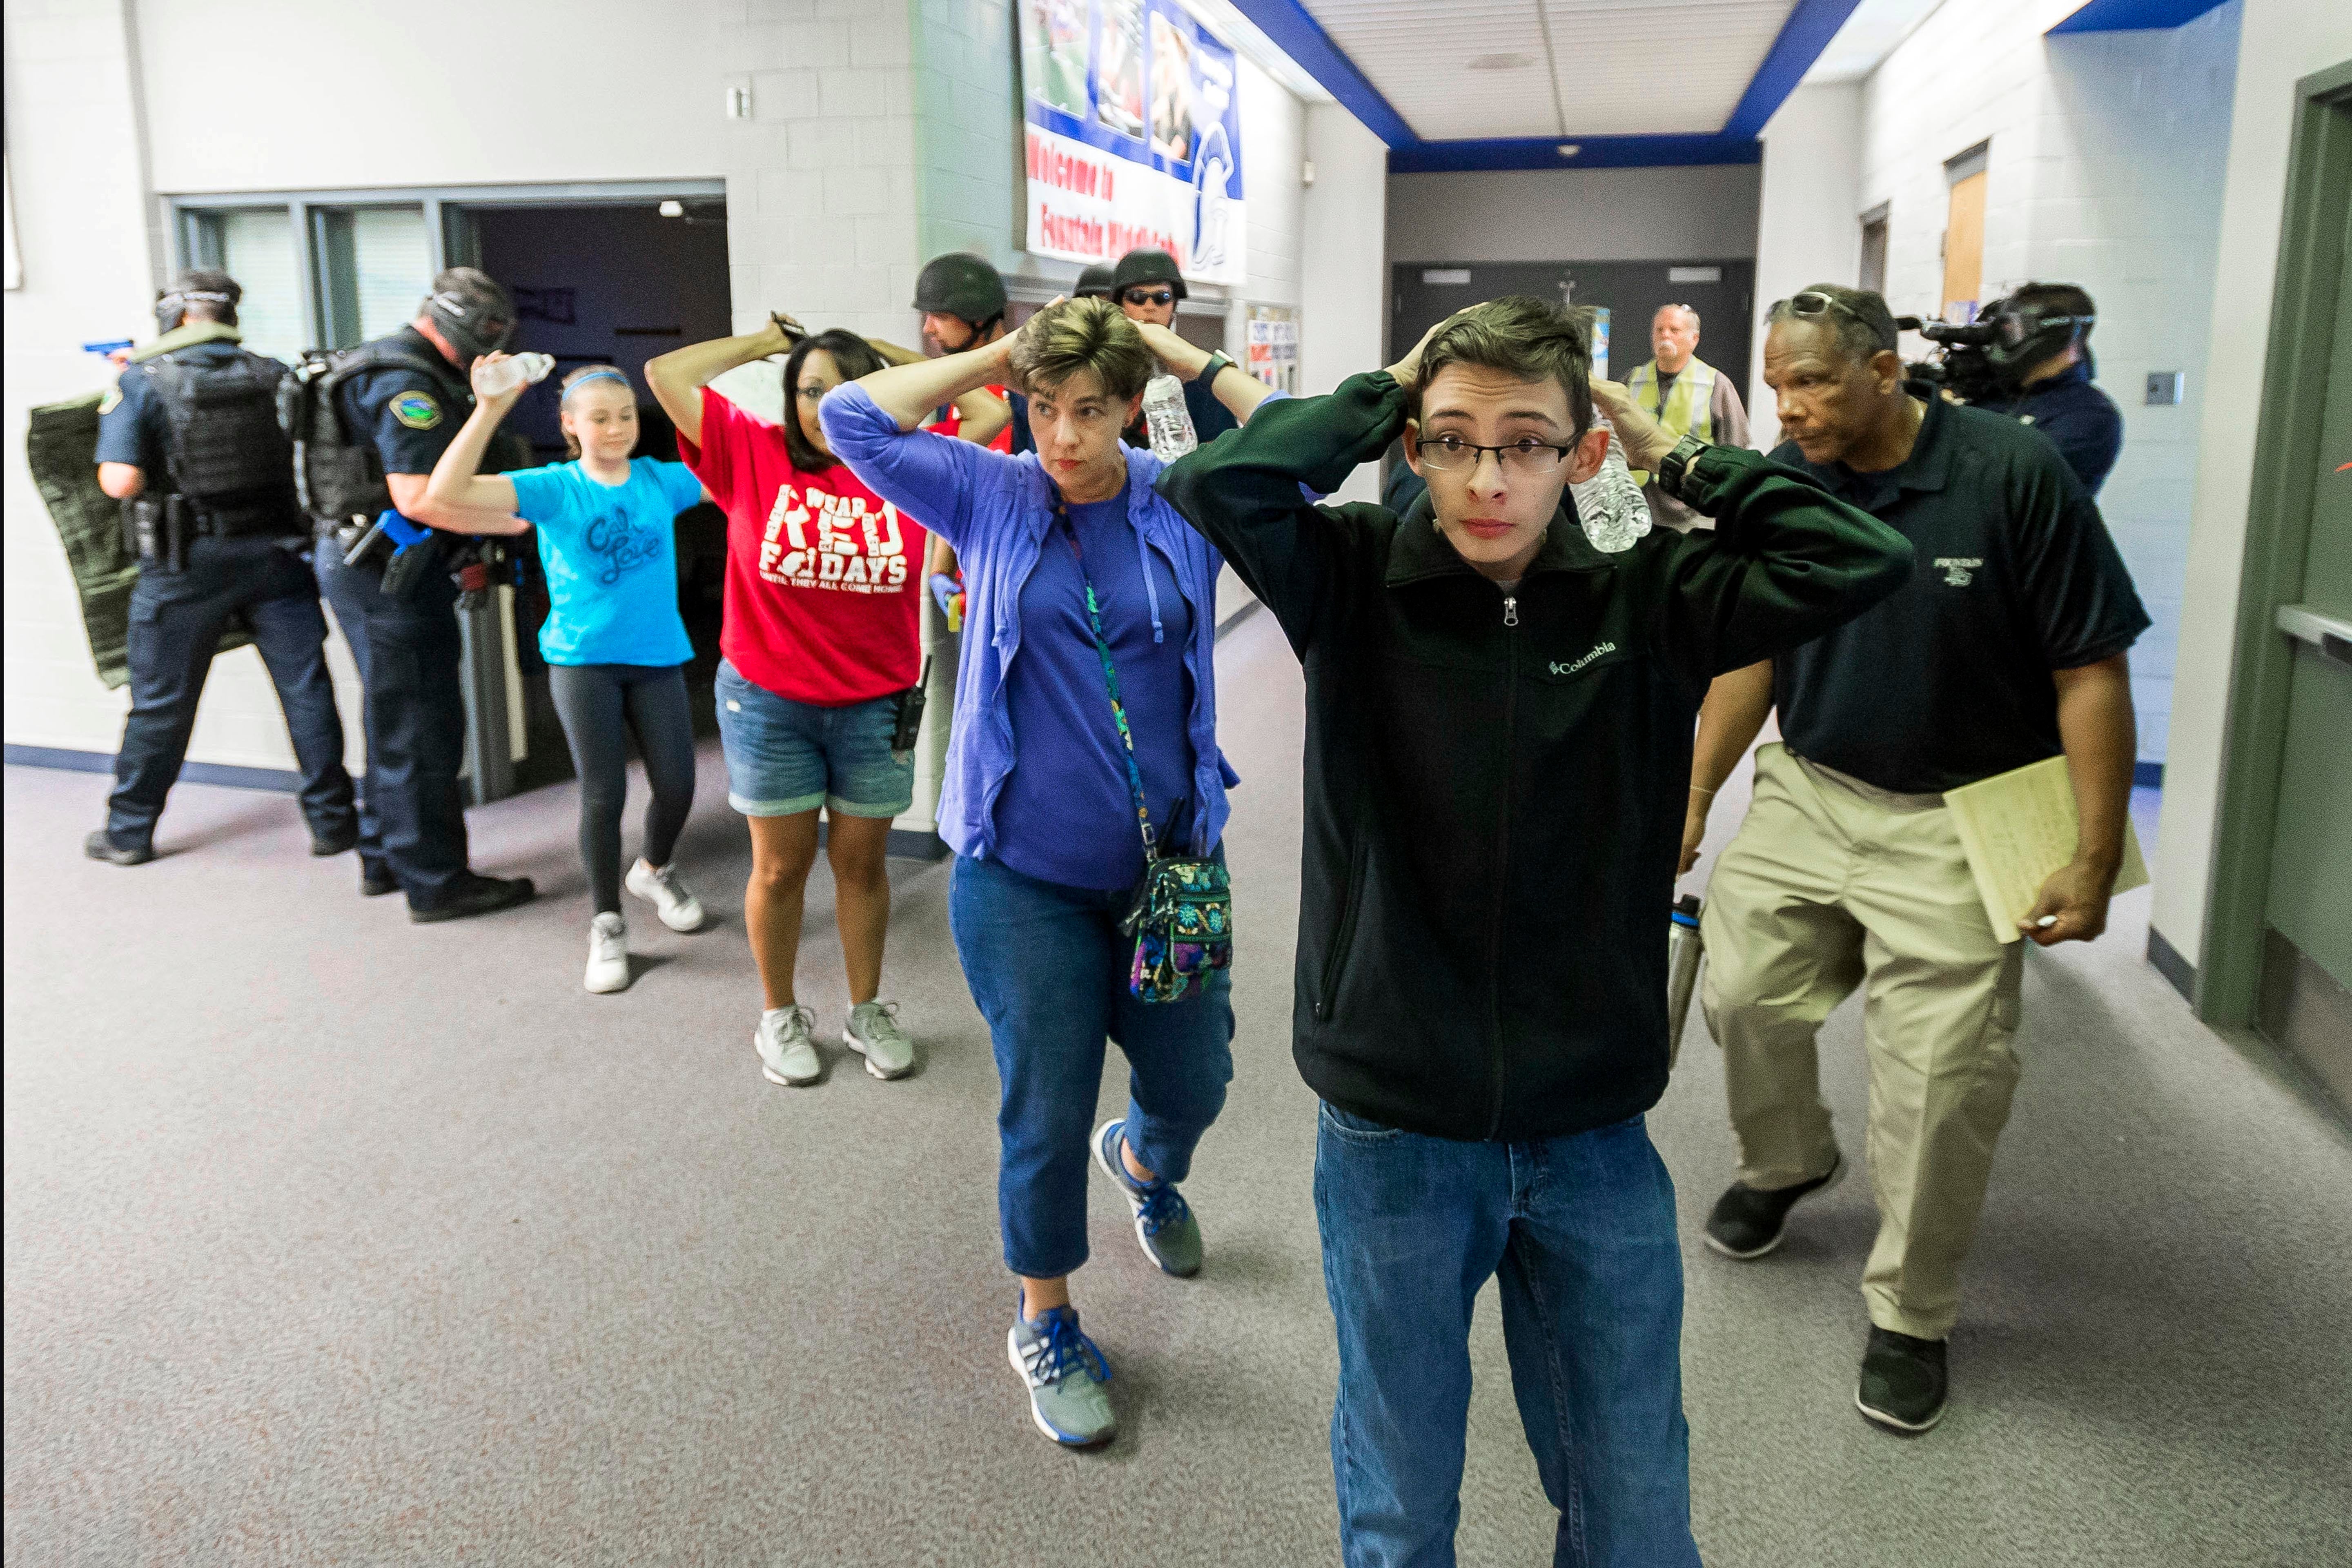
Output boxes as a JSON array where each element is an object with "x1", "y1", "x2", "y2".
[
  {"x1": 1110, "y1": 247, "x2": 1239, "y2": 449},
  {"x1": 310, "y1": 266, "x2": 536, "y2": 922},
  {"x1": 84, "y1": 270, "x2": 362, "y2": 869}
]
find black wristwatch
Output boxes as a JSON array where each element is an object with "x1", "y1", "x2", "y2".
[
  {"x1": 1196, "y1": 350, "x2": 1235, "y2": 385},
  {"x1": 1657, "y1": 433, "x2": 1708, "y2": 502}
]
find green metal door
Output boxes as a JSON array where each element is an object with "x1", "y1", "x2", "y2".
[{"x1": 2263, "y1": 195, "x2": 2352, "y2": 989}]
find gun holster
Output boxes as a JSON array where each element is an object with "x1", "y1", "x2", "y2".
[
  {"x1": 122, "y1": 495, "x2": 188, "y2": 572},
  {"x1": 889, "y1": 659, "x2": 931, "y2": 757},
  {"x1": 377, "y1": 530, "x2": 444, "y2": 600}
]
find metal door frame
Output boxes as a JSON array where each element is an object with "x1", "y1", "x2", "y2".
[{"x1": 2191, "y1": 59, "x2": 2352, "y2": 1023}]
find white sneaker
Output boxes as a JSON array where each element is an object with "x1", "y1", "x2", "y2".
[
  {"x1": 754, "y1": 1004, "x2": 822, "y2": 1086},
  {"x1": 584, "y1": 912, "x2": 630, "y2": 993},
  {"x1": 626, "y1": 858, "x2": 705, "y2": 932},
  {"x1": 842, "y1": 1000, "x2": 917, "y2": 1079}
]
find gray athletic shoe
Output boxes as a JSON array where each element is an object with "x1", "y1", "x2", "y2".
[
  {"x1": 842, "y1": 1000, "x2": 916, "y2": 1080},
  {"x1": 1007, "y1": 1301, "x2": 1116, "y2": 1448},
  {"x1": 754, "y1": 1005, "x2": 821, "y2": 1087},
  {"x1": 1094, "y1": 1118, "x2": 1203, "y2": 1277}
]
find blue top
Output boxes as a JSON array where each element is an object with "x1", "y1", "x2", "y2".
[
  {"x1": 506, "y1": 457, "x2": 703, "y2": 667},
  {"x1": 995, "y1": 490, "x2": 1196, "y2": 890},
  {"x1": 1982, "y1": 361, "x2": 2124, "y2": 496},
  {"x1": 817, "y1": 381, "x2": 1242, "y2": 877}
]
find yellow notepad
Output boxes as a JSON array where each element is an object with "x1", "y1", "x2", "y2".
[{"x1": 1943, "y1": 755, "x2": 2149, "y2": 944}]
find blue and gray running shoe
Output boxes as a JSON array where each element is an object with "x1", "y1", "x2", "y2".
[
  {"x1": 1007, "y1": 1301, "x2": 1116, "y2": 1448},
  {"x1": 1093, "y1": 1118, "x2": 1203, "y2": 1277}
]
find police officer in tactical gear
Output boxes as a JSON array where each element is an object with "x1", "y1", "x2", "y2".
[
  {"x1": 1976, "y1": 283, "x2": 2124, "y2": 496},
  {"x1": 912, "y1": 252, "x2": 1032, "y2": 453},
  {"x1": 307, "y1": 266, "x2": 535, "y2": 922},
  {"x1": 85, "y1": 269, "x2": 360, "y2": 868},
  {"x1": 1109, "y1": 246, "x2": 1238, "y2": 448}
]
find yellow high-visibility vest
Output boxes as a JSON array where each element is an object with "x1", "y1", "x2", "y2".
[{"x1": 1626, "y1": 357, "x2": 1716, "y2": 484}]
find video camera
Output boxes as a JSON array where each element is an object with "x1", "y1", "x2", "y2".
[{"x1": 1896, "y1": 293, "x2": 2094, "y2": 405}]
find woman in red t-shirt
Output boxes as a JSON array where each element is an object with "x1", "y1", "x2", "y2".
[{"x1": 648, "y1": 315, "x2": 1008, "y2": 1089}]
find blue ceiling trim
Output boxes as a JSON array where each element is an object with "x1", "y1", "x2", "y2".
[
  {"x1": 1723, "y1": 0, "x2": 1867, "y2": 138},
  {"x1": 1224, "y1": 0, "x2": 1418, "y2": 147},
  {"x1": 2047, "y1": 0, "x2": 2231, "y2": 33},
  {"x1": 1390, "y1": 134, "x2": 1762, "y2": 173},
  {"x1": 1229, "y1": 0, "x2": 1851, "y2": 170}
]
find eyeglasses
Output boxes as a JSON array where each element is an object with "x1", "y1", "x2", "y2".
[
  {"x1": 1121, "y1": 287, "x2": 1176, "y2": 307},
  {"x1": 1416, "y1": 434, "x2": 1574, "y2": 474}
]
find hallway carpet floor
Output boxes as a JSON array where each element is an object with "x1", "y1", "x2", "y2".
[{"x1": 7, "y1": 611, "x2": 2349, "y2": 1566}]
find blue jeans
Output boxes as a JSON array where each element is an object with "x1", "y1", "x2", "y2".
[
  {"x1": 1315, "y1": 1105, "x2": 1700, "y2": 1568},
  {"x1": 949, "y1": 853, "x2": 1234, "y2": 1279}
]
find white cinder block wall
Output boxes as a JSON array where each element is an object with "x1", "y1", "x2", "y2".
[
  {"x1": 1748, "y1": 84, "x2": 1864, "y2": 454},
  {"x1": 1753, "y1": 0, "x2": 2247, "y2": 771}
]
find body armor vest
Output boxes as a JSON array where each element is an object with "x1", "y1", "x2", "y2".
[
  {"x1": 138, "y1": 348, "x2": 302, "y2": 536},
  {"x1": 280, "y1": 337, "x2": 472, "y2": 525}
]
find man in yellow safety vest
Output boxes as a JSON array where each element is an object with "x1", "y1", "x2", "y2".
[{"x1": 1626, "y1": 303, "x2": 1750, "y2": 530}]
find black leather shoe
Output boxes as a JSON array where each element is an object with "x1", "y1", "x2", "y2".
[
  {"x1": 1857, "y1": 1327, "x2": 1949, "y2": 1434},
  {"x1": 84, "y1": 830, "x2": 154, "y2": 866},
  {"x1": 359, "y1": 866, "x2": 399, "y2": 898},
  {"x1": 1704, "y1": 1154, "x2": 1845, "y2": 1259},
  {"x1": 410, "y1": 873, "x2": 537, "y2": 924},
  {"x1": 310, "y1": 824, "x2": 360, "y2": 857}
]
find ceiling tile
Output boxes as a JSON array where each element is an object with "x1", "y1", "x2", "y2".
[{"x1": 1301, "y1": 0, "x2": 1799, "y2": 141}]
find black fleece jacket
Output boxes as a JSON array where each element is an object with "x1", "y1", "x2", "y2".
[{"x1": 1156, "y1": 372, "x2": 1914, "y2": 1142}]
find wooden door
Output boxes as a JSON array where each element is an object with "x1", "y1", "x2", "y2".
[{"x1": 1943, "y1": 170, "x2": 1987, "y2": 321}]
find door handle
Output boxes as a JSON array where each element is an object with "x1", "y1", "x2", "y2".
[{"x1": 2276, "y1": 603, "x2": 2352, "y2": 667}]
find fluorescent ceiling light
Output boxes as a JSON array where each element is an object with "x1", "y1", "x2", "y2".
[{"x1": 1805, "y1": 0, "x2": 1946, "y2": 84}]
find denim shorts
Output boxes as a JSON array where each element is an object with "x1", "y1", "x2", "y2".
[{"x1": 714, "y1": 658, "x2": 914, "y2": 819}]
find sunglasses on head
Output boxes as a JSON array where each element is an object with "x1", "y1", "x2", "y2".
[
  {"x1": 1776, "y1": 290, "x2": 1893, "y2": 351},
  {"x1": 1122, "y1": 288, "x2": 1176, "y2": 307}
]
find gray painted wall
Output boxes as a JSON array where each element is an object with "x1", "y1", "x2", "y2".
[{"x1": 1386, "y1": 164, "x2": 1762, "y2": 263}]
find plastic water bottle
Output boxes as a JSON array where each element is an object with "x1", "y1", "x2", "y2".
[
  {"x1": 1569, "y1": 414, "x2": 1652, "y2": 554},
  {"x1": 1140, "y1": 373, "x2": 1198, "y2": 462},
  {"x1": 1665, "y1": 893, "x2": 1704, "y2": 1071},
  {"x1": 476, "y1": 352, "x2": 556, "y2": 398}
]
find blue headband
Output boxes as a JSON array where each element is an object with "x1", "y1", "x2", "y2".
[{"x1": 561, "y1": 368, "x2": 630, "y2": 399}]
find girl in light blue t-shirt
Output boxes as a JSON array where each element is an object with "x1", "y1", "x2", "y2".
[{"x1": 428, "y1": 358, "x2": 712, "y2": 994}]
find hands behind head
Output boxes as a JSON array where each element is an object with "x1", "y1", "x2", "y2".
[
  {"x1": 1131, "y1": 320, "x2": 1209, "y2": 379},
  {"x1": 1588, "y1": 379, "x2": 1674, "y2": 471},
  {"x1": 1385, "y1": 305, "x2": 1484, "y2": 395},
  {"x1": 998, "y1": 296, "x2": 1065, "y2": 370},
  {"x1": 767, "y1": 312, "x2": 806, "y2": 352}
]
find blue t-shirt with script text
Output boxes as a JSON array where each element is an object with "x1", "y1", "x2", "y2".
[{"x1": 506, "y1": 457, "x2": 703, "y2": 668}]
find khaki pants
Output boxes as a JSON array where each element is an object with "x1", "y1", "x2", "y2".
[{"x1": 1700, "y1": 744, "x2": 2024, "y2": 1341}]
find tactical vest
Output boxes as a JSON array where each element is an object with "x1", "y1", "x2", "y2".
[
  {"x1": 138, "y1": 348, "x2": 303, "y2": 536},
  {"x1": 279, "y1": 336, "x2": 472, "y2": 525}
]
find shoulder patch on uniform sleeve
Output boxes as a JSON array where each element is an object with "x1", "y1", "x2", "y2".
[
  {"x1": 98, "y1": 387, "x2": 124, "y2": 415},
  {"x1": 390, "y1": 390, "x2": 443, "y2": 430}
]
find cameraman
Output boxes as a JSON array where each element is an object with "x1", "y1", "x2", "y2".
[
  {"x1": 1685, "y1": 285, "x2": 2148, "y2": 1438},
  {"x1": 1974, "y1": 284, "x2": 2123, "y2": 495}
]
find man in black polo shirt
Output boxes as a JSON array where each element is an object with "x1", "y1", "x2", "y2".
[{"x1": 1681, "y1": 285, "x2": 2147, "y2": 1436}]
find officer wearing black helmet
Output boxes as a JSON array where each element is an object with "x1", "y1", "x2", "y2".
[
  {"x1": 84, "y1": 270, "x2": 361, "y2": 868},
  {"x1": 1109, "y1": 247, "x2": 1238, "y2": 448},
  {"x1": 912, "y1": 252, "x2": 1032, "y2": 454},
  {"x1": 308, "y1": 266, "x2": 535, "y2": 922},
  {"x1": 1974, "y1": 283, "x2": 2124, "y2": 495},
  {"x1": 1073, "y1": 261, "x2": 1118, "y2": 300}
]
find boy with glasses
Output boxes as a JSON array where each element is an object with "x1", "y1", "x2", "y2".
[
  {"x1": 1156, "y1": 296, "x2": 1913, "y2": 1566},
  {"x1": 1110, "y1": 247, "x2": 1240, "y2": 450}
]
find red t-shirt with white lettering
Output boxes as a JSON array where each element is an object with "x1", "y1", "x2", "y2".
[
  {"x1": 680, "y1": 386, "x2": 927, "y2": 707},
  {"x1": 920, "y1": 385, "x2": 1015, "y2": 452}
]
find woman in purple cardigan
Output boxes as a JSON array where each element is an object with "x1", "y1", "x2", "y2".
[{"x1": 820, "y1": 296, "x2": 1272, "y2": 1450}]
